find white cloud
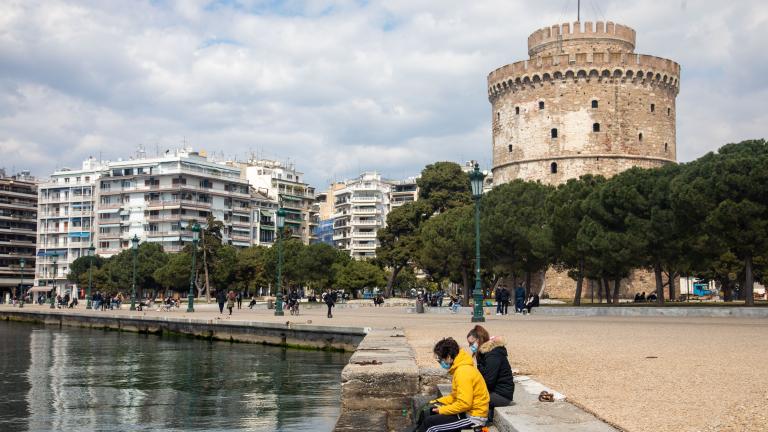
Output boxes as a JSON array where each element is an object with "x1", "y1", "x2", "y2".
[{"x1": 0, "y1": 0, "x2": 765, "y2": 188}]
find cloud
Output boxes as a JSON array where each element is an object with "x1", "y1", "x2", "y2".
[{"x1": 0, "y1": 0, "x2": 765, "y2": 189}]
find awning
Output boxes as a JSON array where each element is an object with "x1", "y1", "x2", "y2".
[
  {"x1": 68, "y1": 232, "x2": 91, "y2": 238},
  {"x1": 27, "y1": 287, "x2": 54, "y2": 293},
  {"x1": 97, "y1": 208, "x2": 119, "y2": 214}
]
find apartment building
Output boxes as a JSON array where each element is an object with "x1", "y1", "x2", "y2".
[
  {"x1": 389, "y1": 178, "x2": 419, "y2": 209},
  {"x1": 250, "y1": 190, "x2": 278, "y2": 247},
  {"x1": 239, "y1": 159, "x2": 317, "y2": 245},
  {"x1": 332, "y1": 172, "x2": 391, "y2": 259},
  {"x1": 0, "y1": 170, "x2": 37, "y2": 300},
  {"x1": 35, "y1": 150, "x2": 261, "y2": 293}
]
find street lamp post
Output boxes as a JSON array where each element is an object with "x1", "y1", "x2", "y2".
[
  {"x1": 130, "y1": 235, "x2": 139, "y2": 311},
  {"x1": 469, "y1": 163, "x2": 486, "y2": 323},
  {"x1": 274, "y1": 208, "x2": 286, "y2": 316},
  {"x1": 50, "y1": 253, "x2": 58, "y2": 309},
  {"x1": 18, "y1": 257, "x2": 26, "y2": 308},
  {"x1": 86, "y1": 244, "x2": 95, "y2": 309},
  {"x1": 187, "y1": 223, "x2": 201, "y2": 312}
]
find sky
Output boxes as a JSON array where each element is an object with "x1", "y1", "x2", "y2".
[{"x1": 1, "y1": 0, "x2": 766, "y2": 188}]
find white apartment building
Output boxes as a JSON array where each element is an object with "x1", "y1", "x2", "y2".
[
  {"x1": 389, "y1": 178, "x2": 419, "y2": 209},
  {"x1": 251, "y1": 190, "x2": 278, "y2": 247},
  {"x1": 35, "y1": 150, "x2": 262, "y2": 294},
  {"x1": 332, "y1": 172, "x2": 391, "y2": 260},
  {"x1": 36, "y1": 157, "x2": 103, "y2": 293},
  {"x1": 239, "y1": 159, "x2": 318, "y2": 245}
]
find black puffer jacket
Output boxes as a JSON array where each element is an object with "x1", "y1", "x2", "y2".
[{"x1": 476, "y1": 336, "x2": 515, "y2": 400}]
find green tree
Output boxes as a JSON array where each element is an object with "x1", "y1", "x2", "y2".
[
  {"x1": 547, "y1": 175, "x2": 605, "y2": 305},
  {"x1": 296, "y1": 243, "x2": 349, "y2": 291},
  {"x1": 375, "y1": 200, "x2": 432, "y2": 297},
  {"x1": 233, "y1": 246, "x2": 270, "y2": 294},
  {"x1": 332, "y1": 260, "x2": 386, "y2": 297},
  {"x1": 153, "y1": 251, "x2": 192, "y2": 294},
  {"x1": 481, "y1": 180, "x2": 554, "y2": 295},
  {"x1": 416, "y1": 205, "x2": 475, "y2": 304},
  {"x1": 67, "y1": 254, "x2": 105, "y2": 285},
  {"x1": 417, "y1": 161, "x2": 472, "y2": 213}
]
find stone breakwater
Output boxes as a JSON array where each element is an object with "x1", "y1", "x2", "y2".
[{"x1": 0, "y1": 309, "x2": 367, "y2": 351}]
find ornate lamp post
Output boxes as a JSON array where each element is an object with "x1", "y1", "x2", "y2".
[
  {"x1": 50, "y1": 253, "x2": 58, "y2": 309},
  {"x1": 469, "y1": 163, "x2": 486, "y2": 323},
  {"x1": 274, "y1": 208, "x2": 286, "y2": 316},
  {"x1": 18, "y1": 257, "x2": 26, "y2": 308},
  {"x1": 187, "y1": 223, "x2": 201, "y2": 312},
  {"x1": 86, "y1": 243, "x2": 95, "y2": 309},
  {"x1": 130, "y1": 235, "x2": 139, "y2": 311}
]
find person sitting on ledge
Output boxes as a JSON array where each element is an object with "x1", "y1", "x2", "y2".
[
  {"x1": 420, "y1": 337, "x2": 489, "y2": 432},
  {"x1": 467, "y1": 325, "x2": 514, "y2": 423}
]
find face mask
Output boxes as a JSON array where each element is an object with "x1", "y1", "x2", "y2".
[
  {"x1": 439, "y1": 360, "x2": 451, "y2": 370},
  {"x1": 469, "y1": 343, "x2": 478, "y2": 353}
]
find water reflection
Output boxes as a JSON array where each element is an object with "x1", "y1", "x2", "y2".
[{"x1": 0, "y1": 322, "x2": 349, "y2": 431}]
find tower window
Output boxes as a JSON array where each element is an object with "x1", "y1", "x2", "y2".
[
  {"x1": 664, "y1": 142, "x2": 668, "y2": 153},
  {"x1": 550, "y1": 162, "x2": 558, "y2": 174},
  {"x1": 508, "y1": 144, "x2": 513, "y2": 152},
  {"x1": 539, "y1": 101, "x2": 545, "y2": 110},
  {"x1": 593, "y1": 123, "x2": 600, "y2": 132},
  {"x1": 639, "y1": 133, "x2": 643, "y2": 141},
  {"x1": 650, "y1": 103, "x2": 655, "y2": 113},
  {"x1": 496, "y1": 112, "x2": 500, "y2": 121},
  {"x1": 591, "y1": 100, "x2": 598, "y2": 108},
  {"x1": 551, "y1": 128, "x2": 558, "y2": 139},
  {"x1": 667, "y1": 107, "x2": 671, "y2": 116},
  {"x1": 515, "y1": 106, "x2": 520, "y2": 115}
]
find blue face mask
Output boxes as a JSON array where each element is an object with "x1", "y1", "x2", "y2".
[
  {"x1": 469, "y1": 343, "x2": 478, "y2": 353},
  {"x1": 439, "y1": 360, "x2": 451, "y2": 370}
]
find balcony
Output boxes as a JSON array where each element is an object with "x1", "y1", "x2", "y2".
[
  {"x1": 146, "y1": 199, "x2": 181, "y2": 208},
  {"x1": 146, "y1": 215, "x2": 181, "y2": 222},
  {"x1": 351, "y1": 207, "x2": 380, "y2": 214},
  {"x1": 353, "y1": 231, "x2": 377, "y2": 238},
  {"x1": 332, "y1": 233, "x2": 349, "y2": 241},
  {"x1": 230, "y1": 234, "x2": 251, "y2": 242},
  {"x1": 181, "y1": 199, "x2": 211, "y2": 209},
  {"x1": 99, "y1": 202, "x2": 124, "y2": 209},
  {"x1": 353, "y1": 219, "x2": 380, "y2": 226},
  {"x1": 351, "y1": 243, "x2": 377, "y2": 249}
]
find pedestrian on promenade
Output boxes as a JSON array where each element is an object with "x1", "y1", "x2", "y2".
[
  {"x1": 236, "y1": 292, "x2": 242, "y2": 309},
  {"x1": 325, "y1": 289, "x2": 336, "y2": 318},
  {"x1": 514, "y1": 285, "x2": 525, "y2": 313},
  {"x1": 524, "y1": 293, "x2": 539, "y2": 315},
  {"x1": 248, "y1": 295, "x2": 257, "y2": 309},
  {"x1": 467, "y1": 325, "x2": 514, "y2": 422},
  {"x1": 226, "y1": 290, "x2": 236, "y2": 316},
  {"x1": 494, "y1": 286, "x2": 502, "y2": 315},
  {"x1": 500, "y1": 286, "x2": 510, "y2": 315},
  {"x1": 216, "y1": 289, "x2": 226, "y2": 314},
  {"x1": 418, "y1": 337, "x2": 489, "y2": 432}
]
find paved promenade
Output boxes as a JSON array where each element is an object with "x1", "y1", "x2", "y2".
[{"x1": 3, "y1": 302, "x2": 767, "y2": 432}]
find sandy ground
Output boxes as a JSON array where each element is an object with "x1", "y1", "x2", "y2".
[{"x1": 5, "y1": 302, "x2": 767, "y2": 432}]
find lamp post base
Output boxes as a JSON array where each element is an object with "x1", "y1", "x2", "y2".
[
  {"x1": 86, "y1": 301, "x2": 91, "y2": 310},
  {"x1": 471, "y1": 316, "x2": 486, "y2": 323},
  {"x1": 187, "y1": 294, "x2": 194, "y2": 313}
]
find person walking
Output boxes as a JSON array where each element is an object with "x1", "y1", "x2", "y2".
[
  {"x1": 467, "y1": 325, "x2": 514, "y2": 423},
  {"x1": 325, "y1": 289, "x2": 336, "y2": 318},
  {"x1": 216, "y1": 289, "x2": 226, "y2": 314},
  {"x1": 494, "y1": 286, "x2": 503, "y2": 315},
  {"x1": 236, "y1": 291, "x2": 242, "y2": 309},
  {"x1": 226, "y1": 290, "x2": 236, "y2": 316},
  {"x1": 500, "y1": 286, "x2": 510, "y2": 315}
]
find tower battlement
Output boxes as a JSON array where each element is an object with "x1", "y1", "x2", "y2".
[{"x1": 528, "y1": 21, "x2": 636, "y2": 57}]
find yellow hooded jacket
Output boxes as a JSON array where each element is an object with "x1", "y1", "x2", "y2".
[{"x1": 434, "y1": 349, "x2": 490, "y2": 417}]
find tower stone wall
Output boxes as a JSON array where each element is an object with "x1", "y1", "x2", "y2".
[{"x1": 488, "y1": 21, "x2": 680, "y2": 299}]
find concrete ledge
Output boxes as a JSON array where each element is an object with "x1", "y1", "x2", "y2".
[
  {"x1": 0, "y1": 309, "x2": 367, "y2": 351},
  {"x1": 408, "y1": 305, "x2": 768, "y2": 318},
  {"x1": 336, "y1": 328, "x2": 419, "y2": 432}
]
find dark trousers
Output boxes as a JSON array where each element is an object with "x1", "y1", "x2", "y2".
[
  {"x1": 420, "y1": 413, "x2": 473, "y2": 432},
  {"x1": 502, "y1": 301, "x2": 509, "y2": 315},
  {"x1": 326, "y1": 304, "x2": 333, "y2": 318},
  {"x1": 218, "y1": 302, "x2": 225, "y2": 313},
  {"x1": 496, "y1": 302, "x2": 502, "y2": 314},
  {"x1": 488, "y1": 392, "x2": 512, "y2": 422},
  {"x1": 237, "y1": 299, "x2": 242, "y2": 309}
]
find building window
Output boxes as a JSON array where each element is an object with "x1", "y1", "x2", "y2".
[
  {"x1": 539, "y1": 101, "x2": 545, "y2": 110},
  {"x1": 496, "y1": 112, "x2": 500, "y2": 121},
  {"x1": 593, "y1": 123, "x2": 600, "y2": 132},
  {"x1": 515, "y1": 107, "x2": 520, "y2": 115},
  {"x1": 639, "y1": 133, "x2": 643, "y2": 141},
  {"x1": 508, "y1": 144, "x2": 513, "y2": 152},
  {"x1": 591, "y1": 100, "x2": 598, "y2": 108},
  {"x1": 550, "y1": 162, "x2": 558, "y2": 174},
  {"x1": 551, "y1": 128, "x2": 558, "y2": 139},
  {"x1": 650, "y1": 103, "x2": 655, "y2": 113},
  {"x1": 667, "y1": 107, "x2": 671, "y2": 116},
  {"x1": 664, "y1": 142, "x2": 668, "y2": 153}
]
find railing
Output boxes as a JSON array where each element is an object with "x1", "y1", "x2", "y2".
[
  {"x1": 353, "y1": 231, "x2": 377, "y2": 237},
  {"x1": 146, "y1": 215, "x2": 181, "y2": 222},
  {"x1": 353, "y1": 219, "x2": 380, "y2": 226},
  {"x1": 99, "y1": 202, "x2": 123, "y2": 209},
  {"x1": 352, "y1": 208, "x2": 379, "y2": 214},
  {"x1": 181, "y1": 199, "x2": 211, "y2": 208},
  {"x1": 146, "y1": 199, "x2": 181, "y2": 207},
  {"x1": 230, "y1": 234, "x2": 251, "y2": 242}
]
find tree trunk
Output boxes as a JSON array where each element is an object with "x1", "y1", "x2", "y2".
[
  {"x1": 597, "y1": 278, "x2": 603, "y2": 303},
  {"x1": 613, "y1": 278, "x2": 621, "y2": 304},
  {"x1": 654, "y1": 262, "x2": 665, "y2": 305},
  {"x1": 385, "y1": 265, "x2": 401, "y2": 298},
  {"x1": 202, "y1": 231, "x2": 211, "y2": 303},
  {"x1": 461, "y1": 267, "x2": 470, "y2": 307},
  {"x1": 602, "y1": 277, "x2": 612, "y2": 304},
  {"x1": 525, "y1": 272, "x2": 532, "y2": 298},
  {"x1": 667, "y1": 271, "x2": 677, "y2": 302},
  {"x1": 511, "y1": 274, "x2": 518, "y2": 291},
  {"x1": 745, "y1": 255, "x2": 754, "y2": 306},
  {"x1": 573, "y1": 259, "x2": 584, "y2": 306}
]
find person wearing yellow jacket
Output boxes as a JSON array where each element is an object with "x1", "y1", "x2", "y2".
[{"x1": 420, "y1": 337, "x2": 490, "y2": 432}]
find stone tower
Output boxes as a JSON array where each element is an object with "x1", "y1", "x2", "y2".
[
  {"x1": 489, "y1": 21, "x2": 679, "y2": 186},
  {"x1": 487, "y1": 21, "x2": 681, "y2": 299}
]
